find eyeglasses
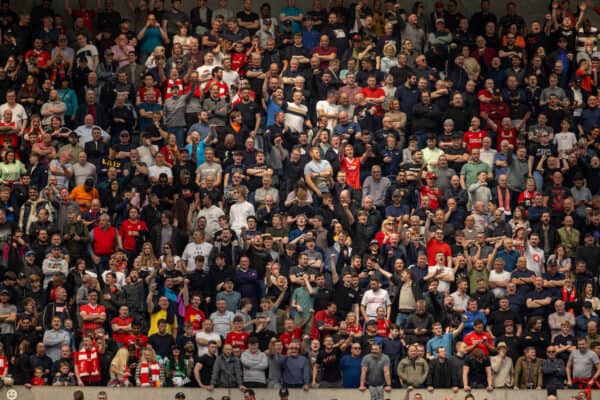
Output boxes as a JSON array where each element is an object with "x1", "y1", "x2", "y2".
[{"x1": 547, "y1": 350, "x2": 556, "y2": 353}]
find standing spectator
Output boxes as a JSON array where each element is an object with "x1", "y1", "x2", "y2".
[
  {"x1": 359, "y1": 342, "x2": 392, "y2": 400},
  {"x1": 513, "y1": 346, "x2": 543, "y2": 389},
  {"x1": 566, "y1": 337, "x2": 600, "y2": 388}
]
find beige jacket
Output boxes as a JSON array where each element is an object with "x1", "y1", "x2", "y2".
[{"x1": 491, "y1": 354, "x2": 514, "y2": 388}]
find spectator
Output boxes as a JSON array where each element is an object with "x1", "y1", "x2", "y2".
[{"x1": 359, "y1": 342, "x2": 392, "y2": 400}]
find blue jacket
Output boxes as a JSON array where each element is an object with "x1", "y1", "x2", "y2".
[{"x1": 282, "y1": 355, "x2": 311, "y2": 386}]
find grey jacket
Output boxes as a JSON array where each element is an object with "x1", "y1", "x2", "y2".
[
  {"x1": 240, "y1": 349, "x2": 269, "y2": 384},
  {"x1": 506, "y1": 148, "x2": 529, "y2": 192},
  {"x1": 202, "y1": 97, "x2": 230, "y2": 126},
  {"x1": 211, "y1": 354, "x2": 243, "y2": 388}
]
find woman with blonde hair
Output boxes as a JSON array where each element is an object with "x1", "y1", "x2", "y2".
[
  {"x1": 374, "y1": 217, "x2": 396, "y2": 246},
  {"x1": 109, "y1": 346, "x2": 132, "y2": 387},
  {"x1": 379, "y1": 43, "x2": 397, "y2": 73},
  {"x1": 135, "y1": 346, "x2": 163, "y2": 387},
  {"x1": 138, "y1": 242, "x2": 159, "y2": 270},
  {"x1": 344, "y1": 311, "x2": 362, "y2": 336}
]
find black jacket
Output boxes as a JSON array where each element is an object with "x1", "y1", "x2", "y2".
[
  {"x1": 84, "y1": 140, "x2": 109, "y2": 165},
  {"x1": 426, "y1": 358, "x2": 454, "y2": 388},
  {"x1": 411, "y1": 102, "x2": 442, "y2": 133},
  {"x1": 390, "y1": 278, "x2": 424, "y2": 321},
  {"x1": 448, "y1": 355, "x2": 465, "y2": 387}
]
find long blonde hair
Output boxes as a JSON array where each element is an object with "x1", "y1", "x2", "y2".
[
  {"x1": 110, "y1": 347, "x2": 130, "y2": 378},
  {"x1": 139, "y1": 242, "x2": 158, "y2": 269}
]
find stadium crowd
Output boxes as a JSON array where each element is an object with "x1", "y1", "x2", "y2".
[{"x1": 0, "y1": 0, "x2": 600, "y2": 396}]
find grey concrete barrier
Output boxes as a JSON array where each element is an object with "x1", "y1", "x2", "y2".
[{"x1": 0, "y1": 387, "x2": 595, "y2": 400}]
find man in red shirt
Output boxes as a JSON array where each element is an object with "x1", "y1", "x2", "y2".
[
  {"x1": 462, "y1": 115, "x2": 487, "y2": 152},
  {"x1": 24, "y1": 38, "x2": 51, "y2": 70},
  {"x1": 279, "y1": 318, "x2": 303, "y2": 354},
  {"x1": 310, "y1": 302, "x2": 338, "y2": 340},
  {"x1": 118, "y1": 207, "x2": 148, "y2": 261},
  {"x1": 110, "y1": 305, "x2": 134, "y2": 346},
  {"x1": 79, "y1": 290, "x2": 106, "y2": 337},
  {"x1": 224, "y1": 316, "x2": 249, "y2": 350},
  {"x1": 312, "y1": 34, "x2": 337, "y2": 70},
  {"x1": 360, "y1": 75, "x2": 386, "y2": 116},
  {"x1": 424, "y1": 212, "x2": 453, "y2": 266},
  {"x1": 184, "y1": 292, "x2": 206, "y2": 333},
  {"x1": 464, "y1": 319, "x2": 495, "y2": 356}
]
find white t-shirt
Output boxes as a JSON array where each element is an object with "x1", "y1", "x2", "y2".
[
  {"x1": 148, "y1": 165, "x2": 173, "y2": 181},
  {"x1": 229, "y1": 201, "x2": 255, "y2": 236},
  {"x1": 182, "y1": 241, "x2": 213, "y2": 272},
  {"x1": 0, "y1": 103, "x2": 27, "y2": 128},
  {"x1": 360, "y1": 288, "x2": 391, "y2": 319},
  {"x1": 554, "y1": 132, "x2": 577, "y2": 157},
  {"x1": 285, "y1": 102, "x2": 308, "y2": 133},
  {"x1": 488, "y1": 269, "x2": 511, "y2": 298},
  {"x1": 525, "y1": 244, "x2": 545, "y2": 276},
  {"x1": 315, "y1": 100, "x2": 339, "y2": 132},
  {"x1": 427, "y1": 265, "x2": 454, "y2": 294},
  {"x1": 222, "y1": 69, "x2": 240, "y2": 91},
  {"x1": 195, "y1": 330, "x2": 221, "y2": 356},
  {"x1": 76, "y1": 44, "x2": 99, "y2": 68}
]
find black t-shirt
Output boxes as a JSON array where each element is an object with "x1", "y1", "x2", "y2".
[
  {"x1": 333, "y1": 284, "x2": 359, "y2": 317},
  {"x1": 317, "y1": 348, "x2": 342, "y2": 383},
  {"x1": 444, "y1": 146, "x2": 468, "y2": 172},
  {"x1": 465, "y1": 355, "x2": 491, "y2": 387},
  {"x1": 148, "y1": 333, "x2": 175, "y2": 358},
  {"x1": 528, "y1": 142, "x2": 556, "y2": 168},
  {"x1": 488, "y1": 309, "x2": 519, "y2": 337},
  {"x1": 236, "y1": 11, "x2": 259, "y2": 36},
  {"x1": 197, "y1": 353, "x2": 216, "y2": 385},
  {"x1": 233, "y1": 101, "x2": 260, "y2": 131},
  {"x1": 552, "y1": 333, "x2": 575, "y2": 362},
  {"x1": 174, "y1": 181, "x2": 200, "y2": 204}
]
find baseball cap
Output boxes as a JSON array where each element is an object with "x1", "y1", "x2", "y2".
[
  {"x1": 370, "y1": 240, "x2": 379, "y2": 246},
  {"x1": 25, "y1": 250, "x2": 35, "y2": 257},
  {"x1": 175, "y1": 393, "x2": 186, "y2": 399},
  {"x1": 427, "y1": 172, "x2": 437, "y2": 180},
  {"x1": 497, "y1": 342, "x2": 507, "y2": 349},
  {"x1": 435, "y1": 18, "x2": 445, "y2": 24},
  {"x1": 0, "y1": 289, "x2": 9, "y2": 295},
  {"x1": 352, "y1": 34, "x2": 361, "y2": 41}
]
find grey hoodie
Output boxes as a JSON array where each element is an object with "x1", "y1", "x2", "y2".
[
  {"x1": 506, "y1": 148, "x2": 529, "y2": 192},
  {"x1": 240, "y1": 349, "x2": 269, "y2": 384}
]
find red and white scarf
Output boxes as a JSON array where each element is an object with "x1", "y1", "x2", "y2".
[
  {"x1": 76, "y1": 348, "x2": 101, "y2": 381},
  {"x1": 138, "y1": 361, "x2": 161, "y2": 387},
  {"x1": 496, "y1": 186, "x2": 511, "y2": 214}
]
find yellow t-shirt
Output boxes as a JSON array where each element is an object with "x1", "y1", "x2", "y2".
[{"x1": 148, "y1": 309, "x2": 178, "y2": 336}]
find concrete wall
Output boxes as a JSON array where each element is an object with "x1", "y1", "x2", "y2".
[
  {"x1": 0, "y1": 387, "x2": 598, "y2": 400},
  {"x1": 11, "y1": 0, "x2": 600, "y2": 28}
]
